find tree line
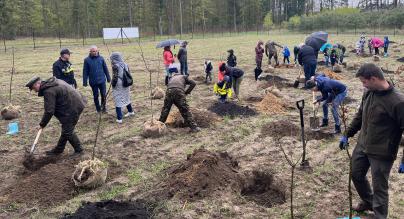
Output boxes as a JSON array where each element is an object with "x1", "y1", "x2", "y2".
[{"x1": 0, "y1": 0, "x2": 403, "y2": 40}]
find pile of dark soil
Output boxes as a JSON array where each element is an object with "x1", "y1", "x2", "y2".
[
  {"x1": 241, "y1": 171, "x2": 286, "y2": 207},
  {"x1": 3, "y1": 156, "x2": 80, "y2": 207},
  {"x1": 62, "y1": 200, "x2": 151, "y2": 219},
  {"x1": 257, "y1": 75, "x2": 292, "y2": 89},
  {"x1": 343, "y1": 96, "x2": 357, "y2": 104},
  {"x1": 166, "y1": 108, "x2": 220, "y2": 128},
  {"x1": 208, "y1": 102, "x2": 258, "y2": 118},
  {"x1": 22, "y1": 153, "x2": 60, "y2": 171},
  {"x1": 261, "y1": 120, "x2": 335, "y2": 140},
  {"x1": 157, "y1": 148, "x2": 243, "y2": 201},
  {"x1": 244, "y1": 96, "x2": 264, "y2": 102},
  {"x1": 397, "y1": 57, "x2": 404, "y2": 63}
]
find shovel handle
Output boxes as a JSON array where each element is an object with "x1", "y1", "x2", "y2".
[
  {"x1": 30, "y1": 128, "x2": 42, "y2": 153},
  {"x1": 296, "y1": 99, "x2": 305, "y2": 110}
]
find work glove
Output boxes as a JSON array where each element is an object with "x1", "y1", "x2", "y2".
[
  {"x1": 399, "y1": 163, "x2": 404, "y2": 173},
  {"x1": 339, "y1": 136, "x2": 349, "y2": 150}
]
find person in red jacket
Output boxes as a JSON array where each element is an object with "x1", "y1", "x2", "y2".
[{"x1": 163, "y1": 46, "x2": 175, "y2": 85}]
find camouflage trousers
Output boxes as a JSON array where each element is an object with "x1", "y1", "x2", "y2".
[
  {"x1": 159, "y1": 88, "x2": 197, "y2": 129},
  {"x1": 268, "y1": 52, "x2": 279, "y2": 65}
]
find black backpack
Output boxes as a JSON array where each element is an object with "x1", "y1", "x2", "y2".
[{"x1": 122, "y1": 65, "x2": 133, "y2": 87}]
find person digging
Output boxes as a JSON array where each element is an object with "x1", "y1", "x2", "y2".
[
  {"x1": 306, "y1": 75, "x2": 347, "y2": 134},
  {"x1": 339, "y1": 63, "x2": 404, "y2": 219},
  {"x1": 158, "y1": 72, "x2": 201, "y2": 133},
  {"x1": 26, "y1": 76, "x2": 85, "y2": 156}
]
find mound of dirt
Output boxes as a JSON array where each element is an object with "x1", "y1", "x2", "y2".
[
  {"x1": 1, "y1": 105, "x2": 20, "y2": 120},
  {"x1": 3, "y1": 156, "x2": 80, "y2": 207},
  {"x1": 22, "y1": 153, "x2": 60, "y2": 171},
  {"x1": 256, "y1": 93, "x2": 286, "y2": 115},
  {"x1": 166, "y1": 108, "x2": 220, "y2": 128},
  {"x1": 158, "y1": 149, "x2": 243, "y2": 201},
  {"x1": 62, "y1": 200, "x2": 151, "y2": 219},
  {"x1": 343, "y1": 96, "x2": 357, "y2": 104},
  {"x1": 192, "y1": 75, "x2": 206, "y2": 82},
  {"x1": 151, "y1": 87, "x2": 164, "y2": 99},
  {"x1": 142, "y1": 120, "x2": 167, "y2": 138},
  {"x1": 373, "y1": 55, "x2": 380, "y2": 62},
  {"x1": 264, "y1": 66, "x2": 275, "y2": 73},
  {"x1": 274, "y1": 64, "x2": 295, "y2": 69},
  {"x1": 395, "y1": 65, "x2": 404, "y2": 74},
  {"x1": 261, "y1": 120, "x2": 335, "y2": 140},
  {"x1": 397, "y1": 57, "x2": 404, "y2": 63},
  {"x1": 257, "y1": 75, "x2": 292, "y2": 89},
  {"x1": 317, "y1": 67, "x2": 343, "y2": 80},
  {"x1": 72, "y1": 158, "x2": 108, "y2": 189},
  {"x1": 244, "y1": 96, "x2": 264, "y2": 102},
  {"x1": 208, "y1": 102, "x2": 257, "y2": 118},
  {"x1": 241, "y1": 171, "x2": 286, "y2": 207}
]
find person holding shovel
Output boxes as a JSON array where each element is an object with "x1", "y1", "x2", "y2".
[
  {"x1": 265, "y1": 40, "x2": 282, "y2": 66},
  {"x1": 53, "y1": 48, "x2": 77, "y2": 88},
  {"x1": 83, "y1": 45, "x2": 111, "y2": 113},
  {"x1": 339, "y1": 63, "x2": 404, "y2": 218},
  {"x1": 306, "y1": 75, "x2": 347, "y2": 134},
  {"x1": 158, "y1": 73, "x2": 200, "y2": 133},
  {"x1": 26, "y1": 76, "x2": 85, "y2": 155},
  {"x1": 219, "y1": 63, "x2": 244, "y2": 100}
]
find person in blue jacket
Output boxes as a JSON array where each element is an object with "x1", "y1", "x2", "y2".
[
  {"x1": 306, "y1": 75, "x2": 347, "y2": 134},
  {"x1": 83, "y1": 45, "x2": 111, "y2": 113},
  {"x1": 282, "y1": 46, "x2": 290, "y2": 64},
  {"x1": 383, "y1": 36, "x2": 390, "y2": 57}
]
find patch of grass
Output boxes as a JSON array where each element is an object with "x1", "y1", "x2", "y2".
[
  {"x1": 127, "y1": 169, "x2": 143, "y2": 185},
  {"x1": 0, "y1": 202, "x2": 20, "y2": 213},
  {"x1": 150, "y1": 161, "x2": 170, "y2": 175},
  {"x1": 98, "y1": 184, "x2": 128, "y2": 200}
]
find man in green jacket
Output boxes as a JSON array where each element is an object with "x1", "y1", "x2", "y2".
[{"x1": 339, "y1": 63, "x2": 404, "y2": 218}]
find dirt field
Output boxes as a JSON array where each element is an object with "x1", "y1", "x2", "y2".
[{"x1": 0, "y1": 33, "x2": 403, "y2": 218}]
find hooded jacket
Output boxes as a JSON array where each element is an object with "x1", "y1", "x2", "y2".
[
  {"x1": 315, "y1": 75, "x2": 346, "y2": 103},
  {"x1": 283, "y1": 47, "x2": 290, "y2": 57},
  {"x1": 39, "y1": 77, "x2": 85, "y2": 128},
  {"x1": 83, "y1": 54, "x2": 111, "y2": 87},
  {"x1": 227, "y1": 51, "x2": 237, "y2": 67},
  {"x1": 346, "y1": 85, "x2": 404, "y2": 162},
  {"x1": 255, "y1": 42, "x2": 264, "y2": 62}
]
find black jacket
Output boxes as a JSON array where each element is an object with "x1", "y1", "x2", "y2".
[
  {"x1": 52, "y1": 58, "x2": 76, "y2": 88},
  {"x1": 39, "y1": 77, "x2": 85, "y2": 128},
  {"x1": 227, "y1": 54, "x2": 237, "y2": 67},
  {"x1": 298, "y1": 45, "x2": 317, "y2": 66},
  {"x1": 225, "y1": 66, "x2": 244, "y2": 78}
]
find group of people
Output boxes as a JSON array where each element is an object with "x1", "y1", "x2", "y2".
[
  {"x1": 24, "y1": 36, "x2": 404, "y2": 219},
  {"x1": 356, "y1": 35, "x2": 390, "y2": 57}
]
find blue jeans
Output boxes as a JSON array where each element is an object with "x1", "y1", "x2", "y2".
[
  {"x1": 304, "y1": 61, "x2": 317, "y2": 82},
  {"x1": 115, "y1": 104, "x2": 133, "y2": 120},
  {"x1": 180, "y1": 60, "x2": 188, "y2": 75},
  {"x1": 323, "y1": 89, "x2": 347, "y2": 126},
  {"x1": 90, "y1": 83, "x2": 107, "y2": 112},
  {"x1": 324, "y1": 56, "x2": 329, "y2": 66}
]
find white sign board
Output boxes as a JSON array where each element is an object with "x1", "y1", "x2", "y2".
[{"x1": 103, "y1": 27, "x2": 139, "y2": 40}]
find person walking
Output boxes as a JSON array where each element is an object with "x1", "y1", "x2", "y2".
[
  {"x1": 110, "y1": 52, "x2": 135, "y2": 124},
  {"x1": 219, "y1": 63, "x2": 244, "y2": 100},
  {"x1": 383, "y1": 36, "x2": 390, "y2": 57},
  {"x1": 339, "y1": 63, "x2": 404, "y2": 219},
  {"x1": 83, "y1": 45, "x2": 111, "y2": 113},
  {"x1": 177, "y1": 41, "x2": 189, "y2": 75},
  {"x1": 298, "y1": 44, "x2": 317, "y2": 85},
  {"x1": 53, "y1": 48, "x2": 76, "y2": 88},
  {"x1": 282, "y1": 46, "x2": 291, "y2": 64},
  {"x1": 26, "y1": 76, "x2": 85, "y2": 155},
  {"x1": 159, "y1": 73, "x2": 200, "y2": 132}
]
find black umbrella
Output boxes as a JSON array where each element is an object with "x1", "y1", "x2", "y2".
[
  {"x1": 305, "y1": 31, "x2": 328, "y2": 52},
  {"x1": 156, "y1": 39, "x2": 182, "y2": 48}
]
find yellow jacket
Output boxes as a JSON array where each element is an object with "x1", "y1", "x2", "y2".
[{"x1": 214, "y1": 82, "x2": 232, "y2": 97}]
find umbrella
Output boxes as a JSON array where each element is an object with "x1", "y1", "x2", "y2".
[
  {"x1": 305, "y1": 31, "x2": 328, "y2": 52},
  {"x1": 156, "y1": 39, "x2": 182, "y2": 48},
  {"x1": 371, "y1": 37, "x2": 384, "y2": 48},
  {"x1": 319, "y1": 43, "x2": 332, "y2": 52}
]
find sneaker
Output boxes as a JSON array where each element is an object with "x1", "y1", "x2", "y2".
[
  {"x1": 45, "y1": 149, "x2": 63, "y2": 156},
  {"x1": 353, "y1": 201, "x2": 373, "y2": 212},
  {"x1": 190, "y1": 127, "x2": 201, "y2": 133},
  {"x1": 116, "y1": 119, "x2": 123, "y2": 124},
  {"x1": 124, "y1": 112, "x2": 135, "y2": 118}
]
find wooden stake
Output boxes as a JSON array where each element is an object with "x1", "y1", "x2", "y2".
[{"x1": 9, "y1": 47, "x2": 15, "y2": 103}]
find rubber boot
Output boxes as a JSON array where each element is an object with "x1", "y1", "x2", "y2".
[
  {"x1": 320, "y1": 119, "x2": 328, "y2": 127},
  {"x1": 334, "y1": 124, "x2": 341, "y2": 134},
  {"x1": 165, "y1": 76, "x2": 169, "y2": 86}
]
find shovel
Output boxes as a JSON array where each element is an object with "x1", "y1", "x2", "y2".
[
  {"x1": 293, "y1": 68, "x2": 303, "y2": 88},
  {"x1": 30, "y1": 128, "x2": 43, "y2": 154},
  {"x1": 309, "y1": 91, "x2": 320, "y2": 131},
  {"x1": 296, "y1": 100, "x2": 309, "y2": 167}
]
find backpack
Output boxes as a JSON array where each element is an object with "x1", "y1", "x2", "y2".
[{"x1": 122, "y1": 65, "x2": 133, "y2": 87}]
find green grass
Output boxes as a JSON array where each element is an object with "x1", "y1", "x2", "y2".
[{"x1": 98, "y1": 185, "x2": 129, "y2": 200}]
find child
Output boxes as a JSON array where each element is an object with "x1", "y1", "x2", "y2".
[
  {"x1": 214, "y1": 75, "x2": 232, "y2": 103},
  {"x1": 330, "y1": 48, "x2": 338, "y2": 70},
  {"x1": 226, "y1": 49, "x2": 237, "y2": 67},
  {"x1": 282, "y1": 46, "x2": 291, "y2": 64},
  {"x1": 368, "y1": 39, "x2": 373, "y2": 55},
  {"x1": 384, "y1": 36, "x2": 390, "y2": 57},
  {"x1": 323, "y1": 47, "x2": 330, "y2": 66},
  {"x1": 204, "y1": 60, "x2": 213, "y2": 84}
]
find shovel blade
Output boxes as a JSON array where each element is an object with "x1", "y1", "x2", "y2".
[
  {"x1": 310, "y1": 116, "x2": 320, "y2": 130},
  {"x1": 293, "y1": 80, "x2": 299, "y2": 88}
]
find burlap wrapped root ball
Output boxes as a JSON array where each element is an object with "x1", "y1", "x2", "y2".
[
  {"x1": 1, "y1": 104, "x2": 21, "y2": 120},
  {"x1": 151, "y1": 87, "x2": 165, "y2": 99},
  {"x1": 72, "y1": 158, "x2": 108, "y2": 189},
  {"x1": 142, "y1": 119, "x2": 167, "y2": 138}
]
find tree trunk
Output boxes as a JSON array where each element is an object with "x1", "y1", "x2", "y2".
[
  {"x1": 128, "y1": 0, "x2": 133, "y2": 27},
  {"x1": 233, "y1": 0, "x2": 237, "y2": 33},
  {"x1": 179, "y1": 0, "x2": 183, "y2": 38}
]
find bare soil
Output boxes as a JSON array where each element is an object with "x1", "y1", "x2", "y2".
[{"x1": 208, "y1": 102, "x2": 258, "y2": 118}]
